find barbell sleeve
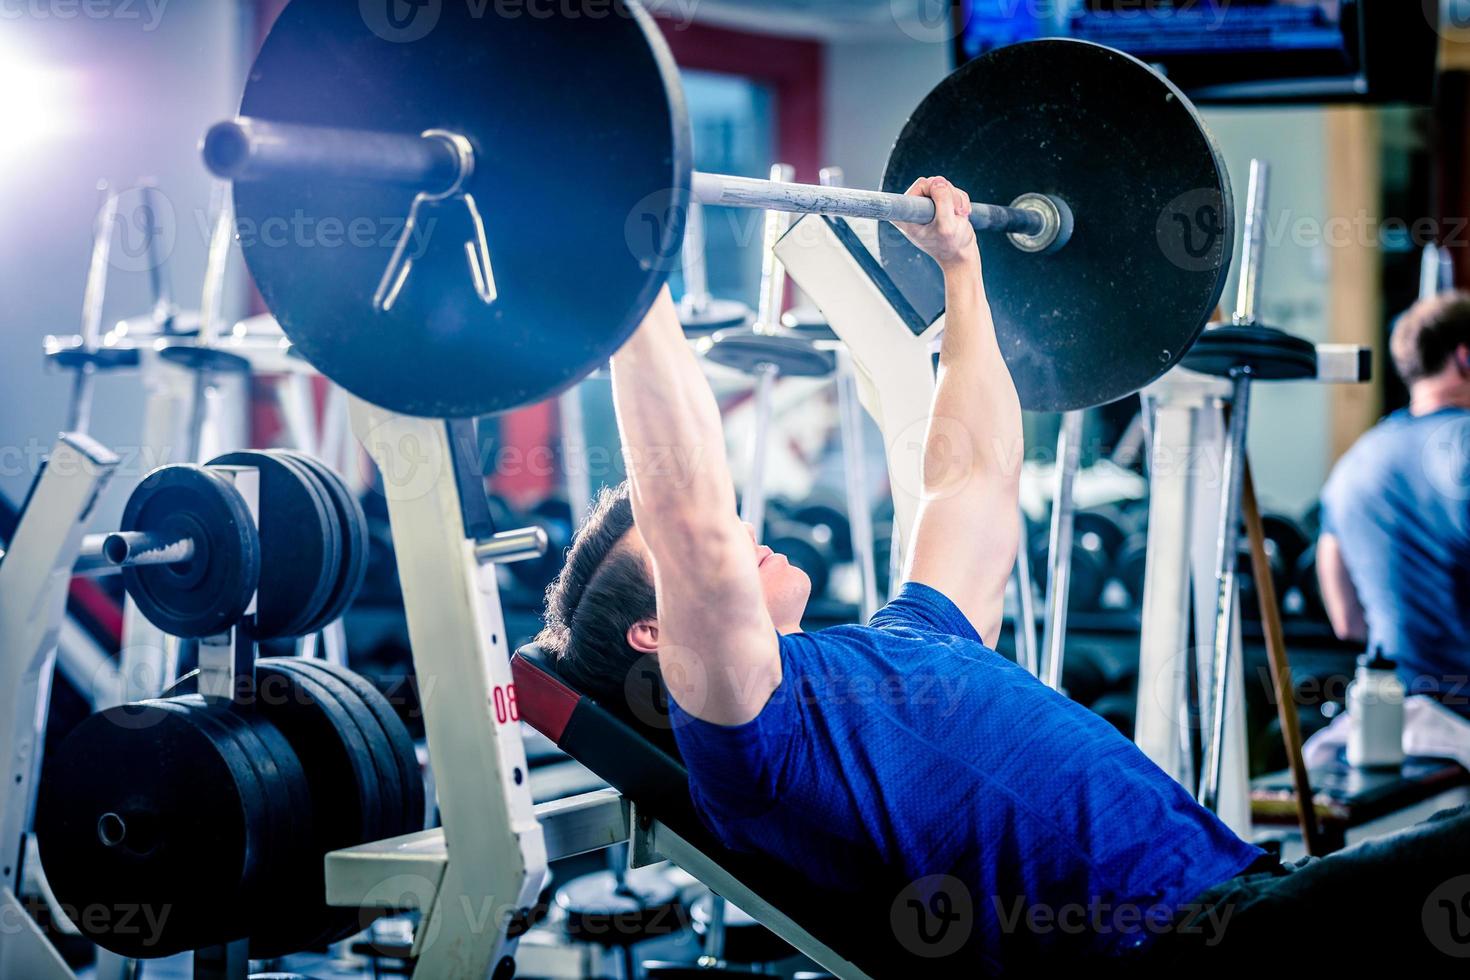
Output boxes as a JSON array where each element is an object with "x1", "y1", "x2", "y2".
[{"x1": 203, "y1": 118, "x2": 465, "y2": 194}]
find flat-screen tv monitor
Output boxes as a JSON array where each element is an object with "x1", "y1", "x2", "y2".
[{"x1": 953, "y1": 0, "x2": 1438, "y2": 105}]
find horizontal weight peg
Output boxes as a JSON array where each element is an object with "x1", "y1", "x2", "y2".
[{"x1": 74, "y1": 530, "x2": 195, "y2": 576}]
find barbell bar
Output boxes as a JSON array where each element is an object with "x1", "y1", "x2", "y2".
[
  {"x1": 203, "y1": 117, "x2": 1066, "y2": 252},
  {"x1": 207, "y1": 0, "x2": 1233, "y2": 419}
]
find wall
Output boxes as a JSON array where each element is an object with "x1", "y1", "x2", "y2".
[
  {"x1": 822, "y1": 35, "x2": 951, "y2": 193},
  {"x1": 1199, "y1": 108, "x2": 1336, "y2": 514},
  {"x1": 0, "y1": 2, "x2": 248, "y2": 528}
]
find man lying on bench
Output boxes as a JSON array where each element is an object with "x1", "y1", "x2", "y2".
[{"x1": 533, "y1": 176, "x2": 1470, "y2": 972}]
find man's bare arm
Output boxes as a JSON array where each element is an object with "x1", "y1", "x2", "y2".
[
  {"x1": 609, "y1": 288, "x2": 779, "y2": 726},
  {"x1": 1317, "y1": 532, "x2": 1367, "y2": 643},
  {"x1": 897, "y1": 178, "x2": 1023, "y2": 642}
]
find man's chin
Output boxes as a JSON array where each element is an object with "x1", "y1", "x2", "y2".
[{"x1": 779, "y1": 572, "x2": 812, "y2": 625}]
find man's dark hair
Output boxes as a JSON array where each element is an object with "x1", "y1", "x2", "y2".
[
  {"x1": 1392, "y1": 291, "x2": 1470, "y2": 384},
  {"x1": 536, "y1": 482, "x2": 659, "y2": 713}
]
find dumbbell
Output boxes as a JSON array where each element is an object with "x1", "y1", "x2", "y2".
[
  {"x1": 765, "y1": 516, "x2": 837, "y2": 601},
  {"x1": 35, "y1": 658, "x2": 425, "y2": 959},
  {"x1": 1061, "y1": 647, "x2": 1109, "y2": 707},
  {"x1": 1090, "y1": 690, "x2": 1138, "y2": 740},
  {"x1": 873, "y1": 519, "x2": 894, "y2": 597},
  {"x1": 1261, "y1": 512, "x2": 1310, "y2": 573},
  {"x1": 789, "y1": 494, "x2": 854, "y2": 564},
  {"x1": 690, "y1": 891, "x2": 794, "y2": 966},
  {"x1": 1235, "y1": 516, "x2": 1298, "y2": 619},
  {"x1": 557, "y1": 864, "x2": 691, "y2": 980},
  {"x1": 1295, "y1": 541, "x2": 1326, "y2": 622},
  {"x1": 1029, "y1": 523, "x2": 1110, "y2": 613},
  {"x1": 1115, "y1": 532, "x2": 1148, "y2": 610}
]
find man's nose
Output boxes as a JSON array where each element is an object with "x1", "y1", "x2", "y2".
[{"x1": 742, "y1": 522, "x2": 758, "y2": 544}]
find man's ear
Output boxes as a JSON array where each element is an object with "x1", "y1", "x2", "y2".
[
  {"x1": 627, "y1": 618, "x2": 659, "y2": 655},
  {"x1": 1457, "y1": 344, "x2": 1470, "y2": 376}
]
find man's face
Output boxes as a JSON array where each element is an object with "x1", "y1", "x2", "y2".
[{"x1": 623, "y1": 521, "x2": 811, "y2": 638}]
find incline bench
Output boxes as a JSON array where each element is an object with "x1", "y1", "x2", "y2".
[{"x1": 511, "y1": 645, "x2": 937, "y2": 978}]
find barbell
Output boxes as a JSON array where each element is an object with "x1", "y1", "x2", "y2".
[{"x1": 202, "y1": 0, "x2": 1234, "y2": 418}]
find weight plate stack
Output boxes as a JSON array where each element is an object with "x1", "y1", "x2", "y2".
[
  {"x1": 290, "y1": 658, "x2": 425, "y2": 837},
  {"x1": 121, "y1": 465, "x2": 261, "y2": 638},
  {"x1": 269, "y1": 450, "x2": 370, "y2": 635},
  {"x1": 34, "y1": 701, "x2": 265, "y2": 957},
  {"x1": 249, "y1": 658, "x2": 385, "y2": 952},
  {"x1": 207, "y1": 451, "x2": 340, "y2": 639},
  {"x1": 1181, "y1": 324, "x2": 1317, "y2": 381}
]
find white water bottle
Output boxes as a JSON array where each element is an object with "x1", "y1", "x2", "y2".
[{"x1": 1347, "y1": 648, "x2": 1405, "y2": 770}]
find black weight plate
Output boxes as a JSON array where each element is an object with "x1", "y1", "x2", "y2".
[
  {"x1": 879, "y1": 39, "x2": 1234, "y2": 413},
  {"x1": 679, "y1": 297, "x2": 753, "y2": 337},
  {"x1": 702, "y1": 330, "x2": 836, "y2": 378},
  {"x1": 234, "y1": 0, "x2": 691, "y2": 418},
  {"x1": 285, "y1": 659, "x2": 402, "y2": 842},
  {"x1": 209, "y1": 451, "x2": 339, "y2": 639},
  {"x1": 47, "y1": 344, "x2": 140, "y2": 371},
  {"x1": 692, "y1": 892, "x2": 795, "y2": 965},
  {"x1": 233, "y1": 704, "x2": 318, "y2": 959},
  {"x1": 265, "y1": 451, "x2": 342, "y2": 637},
  {"x1": 295, "y1": 659, "x2": 425, "y2": 837},
  {"x1": 253, "y1": 657, "x2": 382, "y2": 950},
  {"x1": 34, "y1": 702, "x2": 255, "y2": 958},
  {"x1": 782, "y1": 308, "x2": 839, "y2": 342},
  {"x1": 1181, "y1": 324, "x2": 1318, "y2": 381},
  {"x1": 157, "y1": 345, "x2": 252, "y2": 374},
  {"x1": 273, "y1": 451, "x2": 369, "y2": 635},
  {"x1": 157, "y1": 699, "x2": 273, "y2": 926},
  {"x1": 122, "y1": 466, "x2": 261, "y2": 638},
  {"x1": 172, "y1": 698, "x2": 305, "y2": 908},
  {"x1": 556, "y1": 867, "x2": 689, "y2": 947}
]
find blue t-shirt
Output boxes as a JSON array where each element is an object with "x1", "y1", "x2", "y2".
[
  {"x1": 669, "y1": 583, "x2": 1261, "y2": 973},
  {"x1": 1322, "y1": 407, "x2": 1470, "y2": 714}
]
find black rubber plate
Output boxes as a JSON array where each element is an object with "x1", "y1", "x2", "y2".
[
  {"x1": 679, "y1": 298, "x2": 753, "y2": 337},
  {"x1": 1181, "y1": 324, "x2": 1318, "y2": 381},
  {"x1": 287, "y1": 659, "x2": 402, "y2": 838},
  {"x1": 159, "y1": 699, "x2": 271, "y2": 933},
  {"x1": 702, "y1": 330, "x2": 836, "y2": 378},
  {"x1": 253, "y1": 657, "x2": 382, "y2": 950},
  {"x1": 208, "y1": 451, "x2": 339, "y2": 639},
  {"x1": 235, "y1": 701, "x2": 316, "y2": 958},
  {"x1": 121, "y1": 466, "x2": 260, "y2": 638},
  {"x1": 879, "y1": 39, "x2": 1235, "y2": 413},
  {"x1": 297, "y1": 659, "x2": 426, "y2": 837},
  {"x1": 34, "y1": 702, "x2": 254, "y2": 957},
  {"x1": 234, "y1": 0, "x2": 692, "y2": 417},
  {"x1": 272, "y1": 450, "x2": 369, "y2": 635}
]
